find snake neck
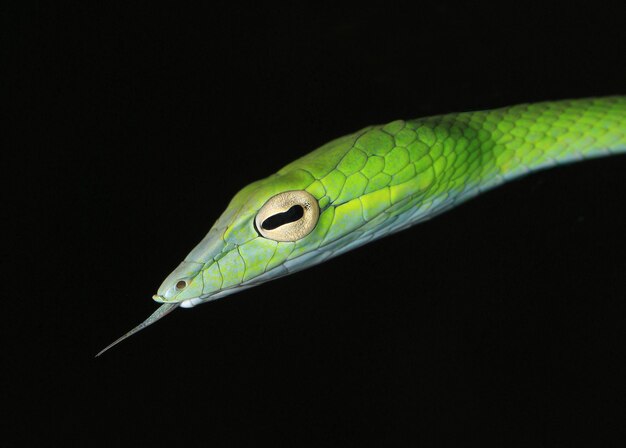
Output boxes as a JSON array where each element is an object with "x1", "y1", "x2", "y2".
[
  {"x1": 354, "y1": 96, "x2": 626, "y2": 240},
  {"x1": 417, "y1": 96, "x2": 626, "y2": 198}
]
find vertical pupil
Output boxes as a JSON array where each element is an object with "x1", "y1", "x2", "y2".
[{"x1": 262, "y1": 205, "x2": 304, "y2": 230}]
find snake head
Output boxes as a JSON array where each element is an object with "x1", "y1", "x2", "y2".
[
  {"x1": 153, "y1": 168, "x2": 328, "y2": 308},
  {"x1": 153, "y1": 124, "x2": 422, "y2": 308}
]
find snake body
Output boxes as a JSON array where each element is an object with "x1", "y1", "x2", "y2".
[{"x1": 98, "y1": 96, "x2": 626, "y2": 355}]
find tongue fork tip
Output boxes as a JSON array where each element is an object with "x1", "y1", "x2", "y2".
[{"x1": 95, "y1": 302, "x2": 179, "y2": 357}]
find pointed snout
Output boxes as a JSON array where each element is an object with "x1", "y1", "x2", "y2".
[{"x1": 155, "y1": 260, "x2": 204, "y2": 302}]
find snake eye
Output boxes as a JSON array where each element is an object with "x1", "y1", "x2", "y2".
[{"x1": 255, "y1": 190, "x2": 320, "y2": 242}]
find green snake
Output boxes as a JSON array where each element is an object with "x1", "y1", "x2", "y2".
[{"x1": 97, "y1": 96, "x2": 626, "y2": 355}]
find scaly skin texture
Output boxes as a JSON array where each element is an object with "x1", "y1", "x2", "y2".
[
  {"x1": 162, "y1": 96, "x2": 626, "y2": 305},
  {"x1": 97, "y1": 96, "x2": 626, "y2": 355}
]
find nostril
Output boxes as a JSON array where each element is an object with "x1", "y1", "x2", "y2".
[{"x1": 176, "y1": 280, "x2": 187, "y2": 290}]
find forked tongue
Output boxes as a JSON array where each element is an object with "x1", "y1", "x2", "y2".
[{"x1": 96, "y1": 303, "x2": 179, "y2": 357}]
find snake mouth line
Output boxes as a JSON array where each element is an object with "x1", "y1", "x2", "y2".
[{"x1": 152, "y1": 292, "x2": 209, "y2": 306}]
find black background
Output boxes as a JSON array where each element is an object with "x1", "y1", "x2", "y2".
[{"x1": 5, "y1": 2, "x2": 626, "y2": 446}]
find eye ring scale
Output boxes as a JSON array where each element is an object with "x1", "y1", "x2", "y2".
[{"x1": 254, "y1": 190, "x2": 320, "y2": 242}]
